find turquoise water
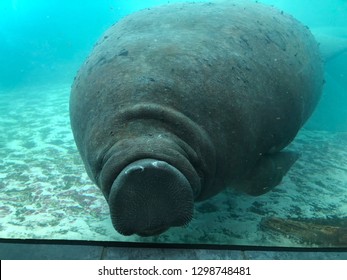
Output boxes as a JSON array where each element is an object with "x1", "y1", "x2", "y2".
[{"x1": 0, "y1": 0, "x2": 346, "y2": 247}]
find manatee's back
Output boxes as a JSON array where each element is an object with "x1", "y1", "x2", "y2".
[{"x1": 70, "y1": 0, "x2": 324, "y2": 187}]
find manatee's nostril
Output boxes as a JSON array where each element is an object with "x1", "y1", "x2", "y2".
[
  {"x1": 108, "y1": 158, "x2": 194, "y2": 236},
  {"x1": 124, "y1": 165, "x2": 145, "y2": 175},
  {"x1": 151, "y1": 160, "x2": 166, "y2": 168}
]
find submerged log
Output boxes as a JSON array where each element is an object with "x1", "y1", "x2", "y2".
[{"x1": 260, "y1": 217, "x2": 347, "y2": 247}]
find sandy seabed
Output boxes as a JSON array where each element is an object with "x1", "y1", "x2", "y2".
[{"x1": 0, "y1": 84, "x2": 346, "y2": 247}]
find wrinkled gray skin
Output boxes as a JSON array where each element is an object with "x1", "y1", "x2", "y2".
[{"x1": 70, "y1": 1, "x2": 324, "y2": 236}]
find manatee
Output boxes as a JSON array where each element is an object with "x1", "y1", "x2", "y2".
[{"x1": 70, "y1": 0, "x2": 324, "y2": 236}]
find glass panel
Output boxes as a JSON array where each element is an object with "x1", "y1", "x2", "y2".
[{"x1": 0, "y1": 0, "x2": 346, "y2": 248}]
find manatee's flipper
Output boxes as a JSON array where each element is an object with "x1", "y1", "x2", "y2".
[
  {"x1": 237, "y1": 151, "x2": 299, "y2": 196},
  {"x1": 108, "y1": 158, "x2": 194, "y2": 236}
]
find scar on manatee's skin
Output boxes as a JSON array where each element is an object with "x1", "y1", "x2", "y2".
[
  {"x1": 118, "y1": 49, "x2": 129, "y2": 56},
  {"x1": 260, "y1": 217, "x2": 347, "y2": 247}
]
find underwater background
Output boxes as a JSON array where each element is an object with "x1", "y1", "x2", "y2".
[{"x1": 0, "y1": 0, "x2": 346, "y2": 247}]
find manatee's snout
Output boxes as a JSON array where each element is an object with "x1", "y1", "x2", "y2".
[{"x1": 108, "y1": 159, "x2": 194, "y2": 236}]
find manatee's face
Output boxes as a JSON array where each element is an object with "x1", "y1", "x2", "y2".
[{"x1": 108, "y1": 159, "x2": 194, "y2": 236}]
